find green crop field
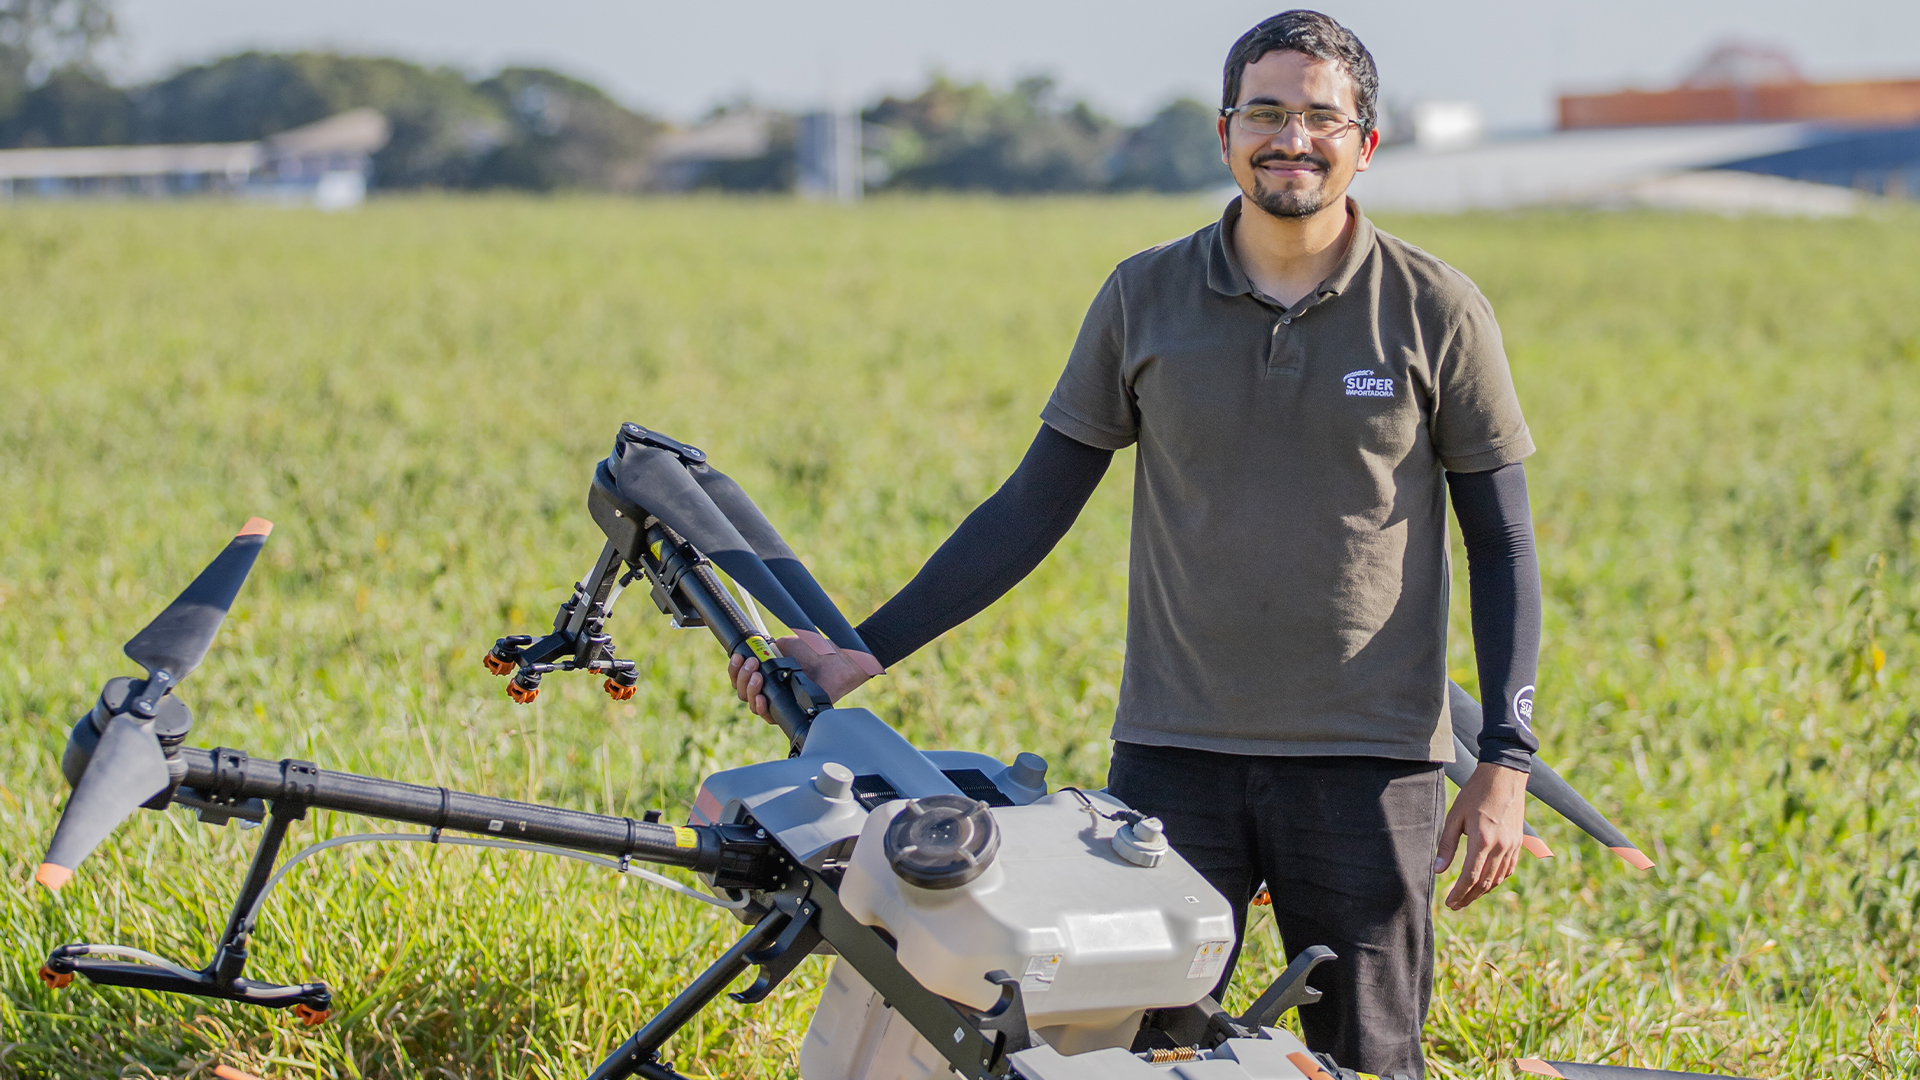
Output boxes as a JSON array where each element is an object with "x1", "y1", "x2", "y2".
[{"x1": 1, "y1": 195, "x2": 1916, "y2": 1080}]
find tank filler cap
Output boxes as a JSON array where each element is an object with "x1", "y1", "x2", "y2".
[
  {"x1": 884, "y1": 794, "x2": 1001, "y2": 890},
  {"x1": 992, "y1": 751, "x2": 1050, "y2": 804},
  {"x1": 1007, "y1": 752, "x2": 1047, "y2": 790},
  {"x1": 1113, "y1": 816, "x2": 1169, "y2": 867},
  {"x1": 814, "y1": 761, "x2": 855, "y2": 802}
]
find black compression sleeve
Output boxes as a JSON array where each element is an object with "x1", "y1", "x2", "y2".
[
  {"x1": 855, "y1": 425, "x2": 1114, "y2": 669},
  {"x1": 1446, "y1": 462, "x2": 1542, "y2": 772}
]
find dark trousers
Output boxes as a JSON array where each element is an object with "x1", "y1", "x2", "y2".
[{"x1": 1107, "y1": 743, "x2": 1445, "y2": 1080}]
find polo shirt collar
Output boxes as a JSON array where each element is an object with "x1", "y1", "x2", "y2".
[
  {"x1": 1207, "y1": 197, "x2": 1256, "y2": 298},
  {"x1": 1207, "y1": 194, "x2": 1377, "y2": 306}
]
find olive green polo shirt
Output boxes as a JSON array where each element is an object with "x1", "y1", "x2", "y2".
[{"x1": 1042, "y1": 196, "x2": 1533, "y2": 761}]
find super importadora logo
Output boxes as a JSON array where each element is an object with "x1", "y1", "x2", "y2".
[
  {"x1": 1513, "y1": 685, "x2": 1535, "y2": 730},
  {"x1": 1343, "y1": 370, "x2": 1394, "y2": 398}
]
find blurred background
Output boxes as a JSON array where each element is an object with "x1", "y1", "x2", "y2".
[{"x1": 3, "y1": 0, "x2": 1919, "y2": 211}]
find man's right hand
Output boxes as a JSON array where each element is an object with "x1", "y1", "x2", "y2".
[{"x1": 728, "y1": 635, "x2": 874, "y2": 722}]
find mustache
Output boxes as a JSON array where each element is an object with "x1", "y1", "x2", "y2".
[{"x1": 1250, "y1": 150, "x2": 1329, "y2": 172}]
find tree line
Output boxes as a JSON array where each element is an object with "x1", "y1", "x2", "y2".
[{"x1": 0, "y1": 6, "x2": 1227, "y2": 194}]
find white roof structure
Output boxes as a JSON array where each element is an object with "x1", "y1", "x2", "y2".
[
  {"x1": 653, "y1": 110, "x2": 775, "y2": 164},
  {"x1": 266, "y1": 108, "x2": 391, "y2": 158},
  {"x1": 0, "y1": 141, "x2": 260, "y2": 181},
  {"x1": 0, "y1": 109, "x2": 390, "y2": 186},
  {"x1": 1347, "y1": 122, "x2": 1830, "y2": 213}
]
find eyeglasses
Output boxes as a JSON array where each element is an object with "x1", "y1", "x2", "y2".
[{"x1": 1220, "y1": 105, "x2": 1360, "y2": 139}]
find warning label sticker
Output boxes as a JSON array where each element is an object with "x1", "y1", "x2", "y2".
[
  {"x1": 1188, "y1": 940, "x2": 1231, "y2": 980},
  {"x1": 1020, "y1": 953, "x2": 1062, "y2": 993}
]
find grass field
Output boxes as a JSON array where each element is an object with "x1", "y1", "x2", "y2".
[{"x1": 1, "y1": 195, "x2": 1916, "y2": 1080}]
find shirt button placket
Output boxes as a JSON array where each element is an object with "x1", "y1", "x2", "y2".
[{"x1": 1268, "y1": 312, "x2": 1298, "y2": 375}]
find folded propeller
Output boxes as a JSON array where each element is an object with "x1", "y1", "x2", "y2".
[
  {"x1": 1445, "y1": 681, "x2": 1654, "y2": 870},
  {"x1": 606, "y1": 425, "x2": 883, "y2": 676},
  {"x1": 36, "y1": 518, "x2": 273, "y2": 892}
]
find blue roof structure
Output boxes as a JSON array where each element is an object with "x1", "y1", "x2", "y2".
[{"x1": 1717, "y1": 125, "x2": 1920, "y2": 197}]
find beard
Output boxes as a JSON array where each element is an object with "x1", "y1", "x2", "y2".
[{"x1": 1245, "y1": 149, "x2": 1333, "y2": 219}]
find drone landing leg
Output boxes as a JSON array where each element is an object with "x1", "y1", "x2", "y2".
[
  {"x1": 586, "y1": 909, "x2": 792, "y2": 1080},
  {"x1": 205, "y1": 800, "x2": 323, "y2": 1008},
  {"x1": 40, "y1": 797, "x2": 333, "y2": 1021}
]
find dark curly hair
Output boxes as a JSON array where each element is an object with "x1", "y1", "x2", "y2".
[{"x1": 1222, "y1": 10, "x2": 1378, "y2": 135}]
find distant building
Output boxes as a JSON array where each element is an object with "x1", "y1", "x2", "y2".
[
  {"x1": 0, "y1": 109, "x2": 391, "y2": 208},
  {"x1": 1349, "y1": 123, "x2": 1867, "y2": 215},
  {"x1": 1349, "y1": 44, "x2": 1918, "y2": 213},
  {"x1": 649, "y1": 110, "x2": 780, "y2": 192},
  {"x1": 0, "y1": 142, "x2": 261, "y2": 198},
  {"x1": 1409, "y1": 101, "x2": 1484, "y2": 152},
  {"x1": 1552, "y1": 43, "x2": 1920, "y2": 198},
  {"x1": 1559, "y1": 45, "x2": 1920, "y2": 130},
  {"x1": 252, "y1": 109, "x2": 393, "y2": 208}
]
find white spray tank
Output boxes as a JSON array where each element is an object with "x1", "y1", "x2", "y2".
[
  {"x1": 685, "y1": 709, "x2": 1249, "y2": 1079},
  {"x1": 801, "y1": 786, "x2": 1235, "y2": 1077}
]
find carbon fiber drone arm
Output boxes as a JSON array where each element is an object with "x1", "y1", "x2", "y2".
[
  {"x1": 171, "y1": 747, "x2": 778, "y2": 877},
  {"x1": 40, "y1": 745, "x2": 786, "y2": 1024}
]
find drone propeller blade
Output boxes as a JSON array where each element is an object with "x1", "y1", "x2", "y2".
[
  {"x1": 691, "y1": 464, "x2": 884, "y2": 676},
  {"x1": 1518, "y1": 1059, "x2": 1753, "y2": 1079},
  {"x1": 1440, "y1": 736, "x2": 1478, "y2": 791},
  {"x1": 36, "y1": 713, "x2": 172, "y2": 891},
  {"x1": 1521, "y1": 824, "x2": 1551, "y2": 858},
  {"x1": 122, "y1": 518, "x2": 273, "y2": 681},
  {"x1": 1524, "y1": 754, "x2": 1652, "y2": 869},
  {"x1": 610, "y1": 444, "x2": 833, "y2": 653},
  {"x1": 1448, "y1": 682, "x2": 1651, "y2": 869},
  {"x1": 1446, "y1": 733, "x2": 1552, "y2": 858}
]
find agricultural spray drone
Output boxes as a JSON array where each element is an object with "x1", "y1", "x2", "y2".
[{"x1": 34, "y1": 422, "x2": 1743, "y2": 1080}]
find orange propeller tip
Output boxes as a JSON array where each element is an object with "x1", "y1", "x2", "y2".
[
  {"x1": 1521, "y1": 834, "x2": 1555, "y2": 859},
  {"x1": 34, "y1": 863, "x2": 73, "y2": 891},
  {"x1": 214, "y1": 1065, "x2": 270, "y2": 1080},
  {"x1": 1515, "y1": 1059, "x2": 1566, "y2": 1078},
  {"x1": 238, "y1": 517, "x2": 274, "y2": 538},
  {"x1": 1610, "y1": 845, "x2": 1655, "y2": 871},
  {"x1": 1285, "y1": 1051, "x2": 1335, "y2": 1080}
]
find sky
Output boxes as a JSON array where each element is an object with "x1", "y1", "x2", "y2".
[{"x1": 110, "y1": 0, "x2": 1920, "y2": 132}]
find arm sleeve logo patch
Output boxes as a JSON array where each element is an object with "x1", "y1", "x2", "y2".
[
  {"x1": 1513, "y1": 684, "x2": 1535, "y2": 730},
  {"x1": 1343, "y1": 370, "x2": 1395, "y2": 398}
]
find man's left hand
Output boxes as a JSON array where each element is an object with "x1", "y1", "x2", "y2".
[{"x1": 1433, "y1": 762, "x2": 1528, "y2": 910}]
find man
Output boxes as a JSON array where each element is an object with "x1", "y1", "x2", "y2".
[{"x1": 731, "y1": 11, "x2": 1541, "y2": 1077}]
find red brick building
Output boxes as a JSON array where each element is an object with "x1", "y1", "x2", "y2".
[
  {"x1": 1558, "y1": 43, "x2": 1920, "y2": 130},
  {"x1": 1561, "y1": 78, "x2": 1920, "y2": 130}
]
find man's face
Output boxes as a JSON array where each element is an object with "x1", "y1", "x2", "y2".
[{"x1": 1218, "y1": 50, "x2": 1378, "y2": 220}]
